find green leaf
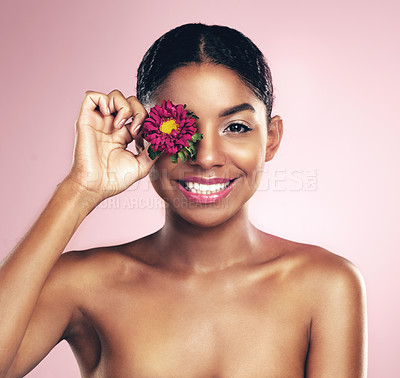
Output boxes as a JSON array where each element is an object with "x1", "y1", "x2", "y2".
[
  {"x1": 148, "y1": 145, "x2": 158, "y2": 160},
  {"x1": 192, "y1": 132, "x2": 203, "y2": 142},
  {"x1": 185, "y1": 109, "x2": 199, "y2": 120},
  {"x1": 178, "y1": 150, "x2": 187, "y2": 162},
  {"x1": 184, "y1": 146, "x2": 194, "y2": 158},
  {"x1": 170, "y1": 154, "x2": 178, "y2": 164}
]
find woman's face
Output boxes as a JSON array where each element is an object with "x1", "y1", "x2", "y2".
[{"x1": 148, "y1": 63, "x2": 280, "y2": 227}]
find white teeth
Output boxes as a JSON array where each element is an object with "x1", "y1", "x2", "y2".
[{"x1": 182, "y1": 181, "x2": 230, "y2": 194}]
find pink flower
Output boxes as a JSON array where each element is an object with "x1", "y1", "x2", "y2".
[{"x1": 142, "y1": 100, "x2": 202, "y2": 163}]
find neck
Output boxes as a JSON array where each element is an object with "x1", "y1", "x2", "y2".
[{"x1": 153, "y1": 205, "x2": 261, "y2": 274}]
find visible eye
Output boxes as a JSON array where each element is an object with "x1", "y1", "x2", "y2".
[{"x1": 224, "y1": 123, "x2": 252, "y2": 134}]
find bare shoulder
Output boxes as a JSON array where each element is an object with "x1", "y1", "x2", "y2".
[
  {"x1": 259, "y1": 236, "x2": 369, "y2": 376},
  {"x1": 50, "y1": 234, "x2": 157, "y2": 297},
  {"x1": 258, "y1": 232, "x2": 366, "y2": 302},
  {"x1": 294, "y1": 242, "x2": 366, "y2": 301}
]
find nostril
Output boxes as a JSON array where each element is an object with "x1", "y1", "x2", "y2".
[{"x1": 190, "y1": 145, "x2": 226, "y2": 168}]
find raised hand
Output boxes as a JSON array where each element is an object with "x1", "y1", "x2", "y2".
[{"x1": 67, "y1": 89, "x2": 155, "y2": 203}]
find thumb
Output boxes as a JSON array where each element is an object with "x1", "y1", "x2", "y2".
[{"x1": 135, "y1": 144, "x2": 159, "y2": 180}]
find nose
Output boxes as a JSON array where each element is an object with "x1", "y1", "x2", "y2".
[{"x1": 190, "y1": 127, "x2": 226, "y2": 169}]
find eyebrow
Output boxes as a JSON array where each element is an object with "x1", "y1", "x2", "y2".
[{"x1": 219, "y1": 103, "x2": 256, "y2": 118}]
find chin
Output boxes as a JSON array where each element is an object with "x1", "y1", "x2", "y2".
[{"x1": 165, "y1": 199, "x2": 249, "y2": 229}]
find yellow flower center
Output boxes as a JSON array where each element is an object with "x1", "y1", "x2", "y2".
[{"x1": 160, "y1": 119, "x2": 179, "y2": 134}]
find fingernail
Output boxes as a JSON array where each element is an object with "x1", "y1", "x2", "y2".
[
  {"x1": 118, "y1": 118, "x2": 126, "y2": 128},
  {"x1": 133, "y1": 123, "x2": 141, "y2": 134}
]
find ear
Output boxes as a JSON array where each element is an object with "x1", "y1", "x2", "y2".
[{"x1": 265, "y1": 115, "x2": 283, "y2": 162}]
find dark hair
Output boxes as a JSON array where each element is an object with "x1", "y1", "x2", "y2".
[{"x1": 136, "y1": 23, "x2": 274, "y2": 124}]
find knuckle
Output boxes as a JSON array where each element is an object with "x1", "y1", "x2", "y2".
[
  {"x1": 84, "y1": 90, "x2": 100, "y2": 97},
  {"x1": 84, "y1": 90, "x2": 106, "y2": 103},
  {"x1": 123, "y1": 106, "x2": 133, "y2": 114},
  {"x1": 109, "y1": 89, "x2": 123, "y2": 96},
  {"x1": 134, "y1": 112, "x2": 147, "y2": 122},
  {"x1": 84, "y1": 90, "x2": 94, "y2": 100}
]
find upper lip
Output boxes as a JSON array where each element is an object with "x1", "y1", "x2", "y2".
[{"x1": 178, "y1": 176, "x2": 234, "y2": 185}]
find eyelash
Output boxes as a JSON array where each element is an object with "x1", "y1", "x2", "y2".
[{"x1": 224, "y1": 123, "x2": 252, "y2": 134}]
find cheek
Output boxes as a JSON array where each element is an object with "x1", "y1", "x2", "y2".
[
  {"x1": 229, "y1": 137, "x2": 267, "y2": 189},
  {"x1": 149, "y1": 159, "x2": 173, "y2": 197},
  {"x1": 230, "y1": 132, "x2": 267, "y2": 168}
]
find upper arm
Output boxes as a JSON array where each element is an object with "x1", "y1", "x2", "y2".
[
  {"x1": 5, "y1": 252, "x2": 81, "y2": 377},
  {"x1": 305, "y1": 258, "x2": 368, "y2": 378}
]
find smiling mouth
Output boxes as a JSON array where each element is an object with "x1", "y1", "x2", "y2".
[{"x1": 178, "y1": 180, "x2": 234, "y2": 195}]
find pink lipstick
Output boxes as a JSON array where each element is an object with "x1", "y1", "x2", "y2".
[{"x1": 177, "y1": 176, "x2": 236, "y2": 204}]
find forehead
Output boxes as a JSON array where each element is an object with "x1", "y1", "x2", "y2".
[{"x1": 153, "y1": 63, "x2": 265, "y2": 117}]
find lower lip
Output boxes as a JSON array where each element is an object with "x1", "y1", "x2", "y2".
[{"x1": 177, "y1": 180, "x2": 235, "y2": 204}]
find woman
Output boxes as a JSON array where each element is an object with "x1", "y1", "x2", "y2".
[{"x1": 0, "y1": 23, "x2": 367, "y2": 377}]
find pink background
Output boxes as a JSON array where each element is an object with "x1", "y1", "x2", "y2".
[{"x1": 1, "y1": 0, "x2": 399, "y2": 376}]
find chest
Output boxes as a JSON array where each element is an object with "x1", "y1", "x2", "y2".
[{"x1": 73, "y1": 272, "x2": 310, "y2": 377}]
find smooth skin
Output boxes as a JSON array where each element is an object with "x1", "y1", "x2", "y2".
[{"x1": 0, "y1": 64, "x2": 367, "y2": 377}]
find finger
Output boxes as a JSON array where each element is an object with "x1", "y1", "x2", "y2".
[
  {"x1": 135, "y1": 144, "x2": 159, "y2": 180},
  {"x1": 131, "y1": 127, "x2": 144, "y2": 154},
  {"x1": 113, "y1": 124, "x2": 134, "y2": 147},
  {"x1": 82, "y1": 91, "x2": 111, "y2": 116},
  {"x1": 107, "y1": 89, "x2": 135, "y2": 129},
  {"x1": 126, "y1": 96, "x2": 148, "y2": 136}
]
